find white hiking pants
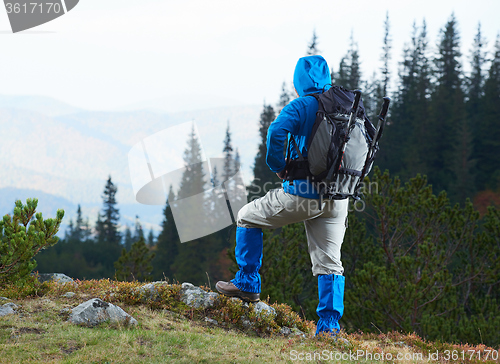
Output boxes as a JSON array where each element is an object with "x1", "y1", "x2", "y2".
[{"x1": 237, "y1": 188, "x2": 349, "y2": 276}]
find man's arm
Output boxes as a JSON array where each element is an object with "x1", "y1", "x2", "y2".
[{"x1": 266, "y1": 102, "x2": 301, "y2": 174}]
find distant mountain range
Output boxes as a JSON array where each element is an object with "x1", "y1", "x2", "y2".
[{"x1": 0, "y1": 94, "x2": 262, "y2": 235}]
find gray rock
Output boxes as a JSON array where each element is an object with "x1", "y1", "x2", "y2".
[
  {"x1": 62, "y1": 292, "x2": 76, "y2": 298},
  {"x1": 204, "y1": 317, "x2": 218, "y2": 325},
  {"x1": 241, "y1": 319, "x2": 252, "y2": 329},
  {"x1": 335, "y1": 337, "x2": 351, "y2": 346},
  {"x1": 134, "y1": 281, "x2": 170, "y2": 301},
  {"x1": 68, "y1": 298, "x2": 137, "y2": 327},
  {"x1": 0, "y1": 302, "x2": 18, "y2": 317},
  {"x1": 0, "y1": 297, "x2": 9, "y2": 301},
  {"x1": 230, "y1": 297, "x2": 249, "y2": 308},
  {"x1": 280, "y1": 326, "x2": 292, "y2": 335},
  {"x1": 291, "y1": 327, "x2": 307, "y2": 338},
  {"x1": 180, "y1": 282, "x2": 218, "y2": 309},
  {"x1": 36, "y1": 273, "x2": 75, "y2": 285},
  {"x1": 252, "y1": 301, "x2": 276, "y2": 318},
  {"x1": 280, "y1": 326, "x2": 306, "y2": 338}
]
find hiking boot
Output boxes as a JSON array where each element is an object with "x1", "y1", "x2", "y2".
[{"x1": 215, "y1": 281, "x2": 260, "y2": 302}]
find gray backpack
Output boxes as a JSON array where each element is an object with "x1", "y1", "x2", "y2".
[{"x1": 285, "y1": 86, "x2": 390, "y2": 200}]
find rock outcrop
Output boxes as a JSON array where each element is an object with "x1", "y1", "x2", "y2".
[
  {"x1": 0, "y1": 302, "x2": 18, "y2": 317},
  {"x1": 68, "y1": 298, "x2": 137, "y2": 327},
  {"x1": 180, "y1": 282, "x2": 218, "y2": 309}
]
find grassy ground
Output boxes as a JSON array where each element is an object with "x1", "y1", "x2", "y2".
[{"x1": 0, "y1": 279, "x2": 498, "y2": 363}]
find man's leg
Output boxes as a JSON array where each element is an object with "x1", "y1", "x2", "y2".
[
  {"x1": 304, "y1": 198, "x2": 349, "y2": 336},
  {"x1": 217, "y1": 189, "x2": 324, "y2": 301},
  {"x1": 215, "y1": 226, "x2": 262, "y2": 302}
]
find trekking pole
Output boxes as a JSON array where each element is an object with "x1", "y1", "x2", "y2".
[
  {"x1": 325, "y1": 90, "x2": 362, "y2": 184},
  {"x1": 353, "y1": 96, "x2": 391, "y2": 199},
  {"x1": 371, "y1": 97, "x2": 391, "y2": 149}
]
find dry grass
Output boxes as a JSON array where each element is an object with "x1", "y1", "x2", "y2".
[{"x1": 0, "y1": 279, "x2": 498, "y2": 363}]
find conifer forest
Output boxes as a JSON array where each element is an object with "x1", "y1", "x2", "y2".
[{"x1": 28, "y1": 14, "x2": 500, "y2": 346}]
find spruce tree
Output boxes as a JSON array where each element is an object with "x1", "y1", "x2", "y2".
[
  {"x1": 133, "y1": 215, "x2": 144, "y2": 242},
  {"x1": 347, "y1": 34, "x2": 362, "y2": 90},
  {"x1": 277, "y1": 82, "x2": 291, "y2": 114},
  {"x1": 467, "y1": 23, "x2": 487, "y2": 117},
  {"x1": 123, "y1": 225, "x2": 133, "y2": 251},
  {"x1": 94, "y1": 175, "x2": 122, "y2": 277},
  {"x1": 476, "y1": 35, "x2": 500, "y2": 190},
  {"x1": 96, "y1": 176, "x2": 121, "y2": 245},
  {"x1": 222, "y1": 121, "x2": 233, "y2": 183},
  {"x1": 114, "y1": 237, "x2": 155, "y2": 282},
  {"x1": 234, "y1": 149, "x2": 241, "y2": 173},
  {"x1": 66, "y1": 205, "x2": 85, "y2": 242},
  {"x1": 306, "y1": 29, "x2": 320, "y2": 56},
  {"x1": 335, "y1": 34, "x2": 362, "y2": 90},
  {"x1": 177, "y1": 125, "x2": 206, "y2": 199},
  {"x1": 146, "y1": 229, "x2": 155, "y2": 248},
  {"x1": 249, "y1": 104, "x2": 280, "y2": 200},
  {"x1": 380, "y1": 21, "x2": 432, "y2": 179},
  {"x1": 152, "y1": 186, "x2": 179, "y2": 281},
  {"x1": 428, "y1": 14, "x2": 467, "y2": 196},
  {"x1": 170, "y1": 126, "x2": 212, "y2": 285},
  {"x1": 380, "y1": 12, "x2": 392, "y2": 97}
]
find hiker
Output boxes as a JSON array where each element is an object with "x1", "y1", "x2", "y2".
[{"x1": 216, "y1": 55, "x2": 349, "y2": 337}]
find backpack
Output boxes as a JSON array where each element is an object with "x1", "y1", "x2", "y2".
[{"x1": 285, "y1": 85, "x2": 388, "y2": 200}]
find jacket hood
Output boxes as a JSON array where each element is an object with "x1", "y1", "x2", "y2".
[{"x1": 293, "y1": 55, "x2": 331, "y2": 97}]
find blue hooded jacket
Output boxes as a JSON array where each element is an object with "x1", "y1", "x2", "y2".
[{"x1": 266, "y1": 55, "x2": 331, "y2": 199}]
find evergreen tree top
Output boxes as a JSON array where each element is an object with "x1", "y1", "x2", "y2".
[
  {"x1": 435, "y1": 14, "x2": 463, "y2": 89},
  {"x1": 306, "y1": 30, "x2": 320, "y2": 56}
]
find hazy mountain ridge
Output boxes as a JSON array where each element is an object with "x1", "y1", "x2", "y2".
[
  {"x1": 0, "y1": 95, "x2": 81, "y2": 117},
  {"x1": 0, "y1": 95, "x2": 262, "y2": 230}
]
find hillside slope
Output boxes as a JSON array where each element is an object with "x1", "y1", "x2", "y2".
[{"x1": 0, "y1": 279, "x2": 498, "y2": 364}]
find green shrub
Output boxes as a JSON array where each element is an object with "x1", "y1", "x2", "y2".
[{"x1": 0, "y1": 198, "x2": 64, "y2": 287}]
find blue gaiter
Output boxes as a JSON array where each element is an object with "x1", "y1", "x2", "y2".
[
  {"x1": 230, "y1": 227, "x2": 263, "y2": 293},
  {"x1": 316, "y1": 274, "x2": 345, "y2": 336}
]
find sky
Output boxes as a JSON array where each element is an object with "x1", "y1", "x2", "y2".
[{"x1": 1, "y1": 0, "x2": 500, "y2": 112}]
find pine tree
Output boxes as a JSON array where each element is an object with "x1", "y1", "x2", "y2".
[
  {"x1": 170, "y1": 126, "x2": 213, "y2": 285},
  {"x1": 466, "y1": 25, "x2": 486, "y2": 195},
  {"x1": 146, "y1": 229, "x2": 155, "y2": 248},
  {"x1": 222, "y1": 121, "x2": 233, "y2": 183},
  {"x1": 95, "y1": 176, "x2": 121, "y2": 245},
  {"x1": 249, "y1": 104, "x2": 281, "y2": 200},
  {"x1": 476, "y1": 35, "x2": 500, "y2": 190},
  {"x1": 94, "y1": 175, "x2": 122, "y2": 277},
  {"x1": 114, "y1": 237, "x2": 155, "y2": 282},
  {"x1": 335, "y1": 34, "x2": 362, "y2": 90},
  {"x1": 380, "y1": 12, "x2": 392, "y2": 97},
  {"x1": 133, "y1": 215, "x2": 144, "y2": 242},
  {"x1": 152, "y1": 186, "x2": 179, "y2": 281},
  {"x1": 379, "y1": 21, "x2": 431, "y2": 179},
  {"x1": 177, "y1": 125, "x2": 206, "y2": 199},
  {"x1": 277, "y1": 81, "x2": 291, "y2": 114},
  {"x1": 467, "y1": 24, "x2": 487, "y2": 115},
  {"x1": 348, "y1": 33, "x2": 362, "y2": 90},
  {"x1": 0, "y1": 199, "x2": 64, "y2": 286},
  {"x1": 428, "y1": 14, "x2": 468, "y2": 197},
  {"x1": 123, "y1": 225, "x2": 133, "y2": 251},
  {"x1": 234, "y1": 148, "x2": 241, "y2": 173},
  {"x1": 74, "y1": 205, "x2": 84, "y2": 242},
  {"x1": 211, "y1": 166, "x2": 219, "y2": 187},
  {"x1": 306, "y1": 29, "x2": 320, "y2": 55}
]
